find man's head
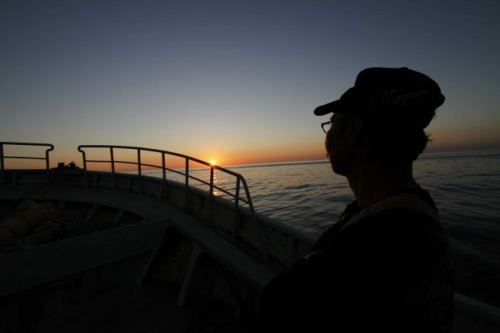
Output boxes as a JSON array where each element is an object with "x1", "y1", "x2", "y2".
[{"x1": 315, "y1": 67, "x2": 445, "y2": 175}]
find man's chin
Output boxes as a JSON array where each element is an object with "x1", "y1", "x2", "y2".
[{"x1": 330, "y1": 161, "x2": 350, "y2": 176}]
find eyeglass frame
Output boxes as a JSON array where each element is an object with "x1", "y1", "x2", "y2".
[
  {"x1": 321, "y1": 121, "x2": 332, "y2": 133},
  {"x1": 320, "y1": 113, "x2": 352, "y2": 133}
]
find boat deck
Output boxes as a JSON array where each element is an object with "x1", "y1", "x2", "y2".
[
  {"x1": 0, "y1": 185, "x2": 276, "y2": 290},
  {"x1": 30, "y1": 283, "x2": 248, "y2": 333}
]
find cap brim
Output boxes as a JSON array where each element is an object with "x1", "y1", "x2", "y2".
[{"x1": 313, "y1": 100, "x2": 343, "y2": 116}]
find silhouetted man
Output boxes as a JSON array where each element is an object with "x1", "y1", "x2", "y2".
[{"x1": 260, "y1": 67, "x2": 454, "y2": 332}]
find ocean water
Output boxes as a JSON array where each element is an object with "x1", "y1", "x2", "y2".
[
  {"x1": 150, "y1": 150, "x2": 500, "y2": 306},
  {"x1": 219, "y1": 151, "x2": 499, "y2": 233},
  {"x1": 158, "y1": 150, "x2": 500, "y2": 240}
]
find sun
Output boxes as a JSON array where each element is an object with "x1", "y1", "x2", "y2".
[{"x1": 209, "y1": 159, "x2": 217, "y2": 166}]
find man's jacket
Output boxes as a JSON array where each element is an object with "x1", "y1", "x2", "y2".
[{"x1": 259, "y1": 188, "x2": 454, "y2": 332}]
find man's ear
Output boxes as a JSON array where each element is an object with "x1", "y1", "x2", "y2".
[{"x1": 346, "y1": 116, "x2": 364, "y2": 146}]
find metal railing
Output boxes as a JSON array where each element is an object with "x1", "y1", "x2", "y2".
[
  {"x1": 0, "y1": 142, "x2": 54, "y2": 171},
  {"x1": 77, "y1": 145, "x2": 262, "y2": 237},
  {"x1": 77, "y1": 145, "x2": 269, "y2": 260}
]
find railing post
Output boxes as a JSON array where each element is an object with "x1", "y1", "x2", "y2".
[
  {"x1": 162, "y1": 152, "x2": 166, "y2": 182},
  {"x1": 79, "y1": 147, "x2": 89, "y2": 188},
  {"x1": 235, "y1": 177, "x2": 240, "y2": 212},
  {"x1": 185, "y1": 158, "x2": 189, "y2": 189},
  {"x1": 45, "y1": 147, "x2": 51, "y2": 171},
  {"x1": 162, "y1": 152, "x2": 166, "y2": 199},
  {"x1": 209, "y1": 166, "x2": 214, "y2": 197},
  {"x1": 185, "y1": 158, "x2": 189, "y2": 207},
  {"x1": 233, "y1": 177, "x2": 241, "y2": 240},
  {"x1": 137, "y1": 149, "x2": 141, "y2": 176},
  {"x1": 81, "y1": 150, "x2": 87, "y2": 171},
  {"x1": 45, "y1": 145, "x2": 53, "y2": 185},
  {"x1": 110, "y1": 147, "x2": 115, "y2": 174},
  {"x1": 137, "y1": 148, "x2": 142, "y2": 193},
  {"x1": 110, "y1": 147, "x2": 116, "y2": 189}
]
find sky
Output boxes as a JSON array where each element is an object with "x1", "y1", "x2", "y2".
[{"x1": 1, "y1": 0, "x2": 499, "y2": 168}]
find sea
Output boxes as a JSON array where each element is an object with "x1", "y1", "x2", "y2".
[{"x1": 148, "y1": 150, "x2": 500, "y2": 307}]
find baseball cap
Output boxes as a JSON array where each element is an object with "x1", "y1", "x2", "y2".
[{"x1": 314, "y1": 67, "x2": 445, "y2": 129}]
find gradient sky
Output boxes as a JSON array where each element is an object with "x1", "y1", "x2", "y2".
[{"x1": 1, "y1": 0, "x2": 499, "y2": 167}]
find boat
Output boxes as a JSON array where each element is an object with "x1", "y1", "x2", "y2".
[{"x1": 0, "y1": 141, "x2": 499, "y2": 332}]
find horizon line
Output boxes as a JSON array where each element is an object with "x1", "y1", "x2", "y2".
[
  {"x1": 134, "y1": 147, "x2": 500, "y2": 173},
  {"x1": 219, "y1": 147, "x2": 500, "y2": 169}
]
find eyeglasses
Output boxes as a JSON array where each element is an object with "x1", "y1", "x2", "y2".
[
  {"x1": 321, "y1": 114, "x2": 349, "y2": 133},
  {"x1": 321, "y1": 120, "x2": 332, "y2": 133}
]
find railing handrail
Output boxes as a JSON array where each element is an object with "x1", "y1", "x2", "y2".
[
  {"x1": 0, "y1": 142, "x2": 54, "y2": 171},
  {"x1": 78, "y1": 144, "x2": 242, "y2": 176},
  {"x1": 77, "y1": 144, "x2": 259, "y2": 228}
]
